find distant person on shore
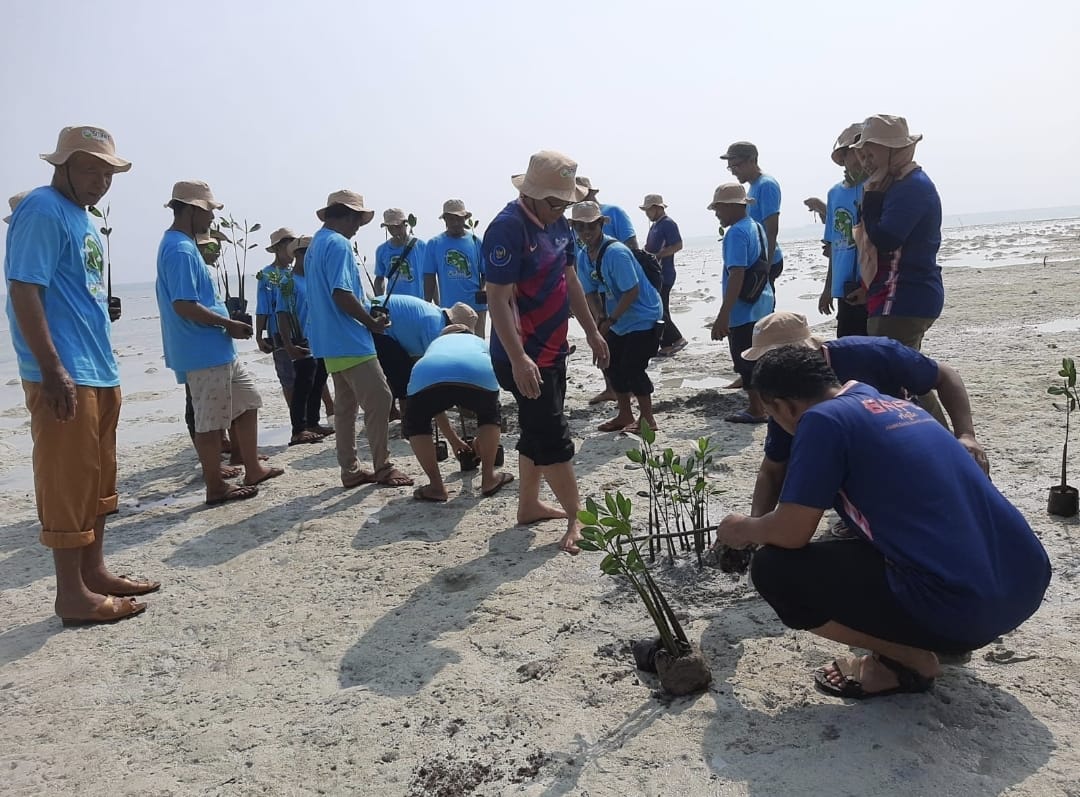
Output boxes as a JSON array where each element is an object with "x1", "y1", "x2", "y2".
[
  {"x1": 713, "y1": 345, "x2": 1049, "y2": 699},
  {"x1": 374, "y1": 208, "x2": 426, "y2": 300},
  {"x1": 273, "y1": 234, "x2": 333, "y2": 446},
  {"x1": 6, "y1": 125, "x2": 157, "y2": 625},
  {"x1": 483, "y1": 150, "x2": 608, "y2": 555},
  {"x1": 157, "y1": 180, "x2": 283, "y2": 504},
  {"x1": 641, "y1": 194, "x2": 688, "y2": 358},
  {"x1": 3, "y1": 190, "x2": 29, "y2": 224},
  {"x1": 708, "y1": 183, "x2": 774, "y2": 424},
  {"x1": 740, "y1": 311, "x2": 990, "y2": 524},
  {"x1": 722, "y1": 141, "x2": 783, "y2": 289},
  {"x1": 851, "y1": 114, "x2": 947, "y2": 426},
  {"x1": 816, "y1": 123, "x2": 869, "y2": 337},
  {"x1": 573, "y1": 201, "x2": 663, "y2": 434},
  {"x1": 255, "y1": 227, "x2": 297, "y2": 410},
  {"x1": 305, "y1": 191, "x2": 413, "y2": 489},
  {"x1": 424, "y1": 199, "x2": 488, "y2": 338},
  {"x1": 406, "y1": 326, "x2": 515, "y2": 503}
]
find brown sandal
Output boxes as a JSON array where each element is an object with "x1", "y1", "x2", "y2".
[
  {"x1": 61, "y1": 596, "x2": 147, "y2": 627},
  {"x1": 375, "y1": 465, "x2": 414, "y2": 487}
]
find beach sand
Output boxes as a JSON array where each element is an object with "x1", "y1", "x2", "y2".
[{"x1": 1, "y1": 221, "x2": 1079, "y2": 796}]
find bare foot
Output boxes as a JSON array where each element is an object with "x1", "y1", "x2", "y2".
[
  {"x1": 559, "y1": 525, "x2": 583, "y2": 556},
  {"x1": 82, "y1": 569, "x2": 160, "y2": 597},
  {"x1": 244, "y1": 465, "x2": 284, "y2": 487},
  {"x1": 588, "y1": 390, "x2": 616, "y2": 405},
  {"x1": 517, "y1": 501, "x2": 568, "y2": 525},
  {"x1": 597, "y1": 416, "x2": 635, "y2": 432}
]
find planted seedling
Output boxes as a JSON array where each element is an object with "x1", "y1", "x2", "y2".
[{"x1": 1048, "y1": 356, "x2": 1080, "y2": 516}]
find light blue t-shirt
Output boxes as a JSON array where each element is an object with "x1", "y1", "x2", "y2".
[
  {"x1": 600, "y1": 203, "x2": 636, "y2": 245},
  {"x1": 423, "y1": 232, "x2": 486, "y2": 310},
  {"x1": 825, "y1": 180, "x2": 864, "y2": 298},
  {"x1": 375, "y1": 237, "x2": 427, "y2": 300},
  {"x1": 722, "y1": 216, "x2": 774, "y2": 327},
  {"x1": 256, "y1": 263, "x2": 289, "y2": 337},
  {"x1": 407, "y1": 333, "x2": 500, "y2": 395},
  {"x1": 274, "y1": 271, "x2": 310, "y2": 342},
  {"x1": 4, "y1": 187, "x2": 119, "y2": 387},
  {"x1": 304, "y1": 228, "x2": 376, "y2": 359},
  {"x1": 375, "y1": 294, "x2": 446, "y2": 357},
  {"x1": 747, "y1": 174, "x2": 784, "y2": 265},
  {"x1": 155, "y1": 230, "x2": 237, "y2": 379},
  {"x1": 577, "y1": 236, "x2": 662, "y2": 335}
]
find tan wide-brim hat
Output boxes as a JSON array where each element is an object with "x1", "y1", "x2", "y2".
[
  {"x1": 575, "y1": 176, "x2": 597, "y2": 194},
  {"x1": 266, "y1": 226, "x2": 298, "y2": 252},
  {"x1": 287, "y1": 234, "x2": 313, "y2": 256},
  {"x1": 381, "y1": 207, "x2": 408, "y2": 227},
  {"x1": 3, "y1": 189, "x2": 29, "y2": 224},
  {"x1": 439, "y1": 199, "x2": 472, "y2": 219},
  {"x1": 195, "y1": 232, "x2": 214, "y2": 246},
  {"x1": 707, "y1": 183, "x2": 755, "y2": 210},
  {"x1": 446, "y1": 302, "x2": 478, "y2": 332},
  {"x1": 165, "y1": 180, "x2": 224, "y2": 212},
  {"x1": 852, "y1": 115, "x2": 923, "y2": 150},
  {"x1": 741, "y1": 312, "x2": 825, "y2": 361},
  {"x1": 831, "y1": 123, "x2": 864, "y2": 166},
  {"x1": 639, "y1": 193, "x2": 666, "y2": 210},
  {"x1": 316, "y1": 190, "x2": 376, "y2": 224},
  {"x1": 511, "y1": 150, "x2": 588, "y2": 203},
  {"x1": 570, "y1": 201, "x2": 608, "y2": 225},
  {"x1": 40, "y1": 126, "x2": 132, "y2": 173}
]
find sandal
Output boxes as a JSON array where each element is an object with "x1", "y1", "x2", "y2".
[
  {"x1": 288, "y1": 431, "x2": 323, "y2": 446},
  {"x1": 480, "y1": 473, "x2": 515, "y2": 498},
  {"x1": 61, "y1": 596, "x2": 147, "y2": 627},
  {"x1": 375, "y1": 465, "x2": 414, "y2": 487},
  {"x1": 107, "y1": 575, "x2": 161, "y2": 597},
  {"x1": 413, "y1": 485, "x2": 448, "y2": 503},
  {"x1": 205, "y1": 484, "x2": 259, "y2": 505},
  {"x1": 814, "y1": 655, "x2": 935, "y2": 700}
]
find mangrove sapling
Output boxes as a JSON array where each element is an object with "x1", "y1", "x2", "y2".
[
  {"x1": 218, "y1": 215, "x2": 261, "y2": 322},
  {"x1": 1048, "y1": 357, "x2": 1080, "y2": 516},
  {"x1": 88, "y1": 205, "x2": 121, "y2": 321}
]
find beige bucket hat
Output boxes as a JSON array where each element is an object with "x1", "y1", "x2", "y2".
[
  {"x1": 575, "y1": 176, "x2": 597, "y2": 193},
  {"x1": 287, "y1": 234, "x2": 313, "y2": 256},
  {"x1": 381, "y1": 208, "x2": 408, "y2": 227},
  {"x1": 266, "y1": 226, "x2": 298, "y2": 252},
  {"x1": 195, "y1": 232, "x2": 214, "y2": 246},
  {"x1": 446, "y1": 302, "x2": 478, "y2": 332},
  {"x1": 741, "y1": 312, "x2": 825, "y2": 361},
  {"x1": 3, "y1": 190, "x2": 29, "y2": 224},
  {"x1": 570, "y1": 201, "x2": 607, "y2": 224},
  {"x1": 511, "y1": 150, "x2": 588, "y2": 203},
  {"x1": 852, "y1": 115, "x2": 923, "y2": 150},
  {"x1": 831, "y1": 123, "x2": 864, "y2": 165},
  {"x1": 316, "y1": 190, "x2": 375, "y2": 224},
  {"x1": 165, "y1": 180, "x2": 223, "y2": 211},
  {"x1": 40, "y1": 125, "x2": 132, "y2": 173},
  {"x1": 707, "y1": 183, "x2": 754, "y2": 210},
  {"x1": 439, "y1": 199, "x2": 472, "y2": 219},
  {"x1": 639, "y1": 193, "x2": 667, "y2": 210}
]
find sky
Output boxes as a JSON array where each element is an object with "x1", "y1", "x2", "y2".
[{"x1": 2, "y1": 0, "x2": 1078, "y2": 285}]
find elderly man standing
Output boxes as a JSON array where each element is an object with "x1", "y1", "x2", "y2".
[
  {"x1": 255, "y1": 227, "x2": 298, "y2": 407},
  {"x1": 6, "y1": 125, "x2": 156, "y2": 624},
  {"x1": 722, "y1": 141, "x2": 784, "y2": 288},
  {"x1": 483, "y1": 150, "x2": 609, "y2": 555},
  {"x1": 374, "y1": 208, "x2": 426, "y2": 300},
  {"x1": 640, "y1": 194, "x2": 688, "y2": 356},
  {"x1": 424, "y1": 199, "x2": 487, "y2": 337},
  {"x1": 157, "y1": 180, "x2": 282, "y2": 504},
  {"x1": 305, "y1": 191, "x2": 413, "y2": 489}
]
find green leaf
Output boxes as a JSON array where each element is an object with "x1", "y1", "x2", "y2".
[
  {"x1": 577, "y1": 509, "x2": 598, "y2": 526},
  {"x1": 580, "y1": 527, "x2": 605, "y2": 545},
  {"x1": 642, "y1": 419, "x2": 656, "y2": 444},
  {"x1": 627, "y1": 449, "x2": 644, "y2": 464},
  {"x1": 599, "y1": 516, "x2": 621, "y2": 527},
  {"x1": 248, "y1": 243, "x2": 258, "y2": 250},
  {"x1": 102, "y1": 227, "x2": 112, "y2": 236},
  {"x1": 249, "y1": 223, "x2": 262, "y2": 233},
  {"x1": 605, "y1": 492, "x2": 618, "y2": 518},
  {"x1": 615, "y1": 491, "x2": 631, "y2": 519},
  {"x1": 575, "y1": 539, "x2": 601, "y2": 552},
  {"x1": 600, "y1": 554, "x2": 623, "y2": 576},
  {"x1": 625, "y1": 549, "x2": 644, "y2": 572},
  {"x1": 585, "y1": 496, "x2": 599, "y2": 517},
  {"x1": 88, "y1": 206, "x2": 103, "y2": 218}
]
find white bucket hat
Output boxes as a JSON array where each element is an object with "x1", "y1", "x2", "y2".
[{"x1": 511, "y1": 150, "x2": 588, "y2": 203}]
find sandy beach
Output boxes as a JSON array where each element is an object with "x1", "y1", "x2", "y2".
[{"x1": 2, "y1": 218, "x2": 1080, "y2": 796}]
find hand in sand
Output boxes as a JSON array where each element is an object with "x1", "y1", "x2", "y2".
[{"x1": 712, "y1": 512, "x2": 754, "y2": 551}]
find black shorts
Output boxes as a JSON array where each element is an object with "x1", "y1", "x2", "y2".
[
  {"x1": 727, "y1": 321, "x2": 756, "y2": 384},
  {"x1": 402, "y1": 385, "x2": 501, "y2": 438},
  {"x1": 374, "y1": 334, "x2": 416, "y2": 400},
  {"x1": 750, "y1": 540, "x2": 974, "y2": 653},
  {"x1": 494, "y1": 358, "x2": 574, "y2": 466},
  {"x1": 606, "y1": 325, "x2": 661, "y2": 395}
]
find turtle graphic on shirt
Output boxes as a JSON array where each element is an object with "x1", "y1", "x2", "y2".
[
  {"x1": 390, "y1": 255, "x2": 415, "y2": 282},
  {"x1": 84, "y1": 233, "x2": 104, "y2": 275},
  {"x1": 444, "y1": 249, "x2": 473, "y2": 279},
  {"x1": 833, "y1": 208, "x2": 855, "y2": 248}
]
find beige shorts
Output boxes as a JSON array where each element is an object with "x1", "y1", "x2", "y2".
[{"x1": 187, "y1": 360, "x2": 262, "y2": 433}]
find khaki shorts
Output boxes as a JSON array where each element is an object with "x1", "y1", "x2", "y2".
[
  {"x1": 187, "y1": 360, "x2": 262, "y2": 433},
  {"x1": 24, "y1": 382, "x2": 121, "y2": 549}
]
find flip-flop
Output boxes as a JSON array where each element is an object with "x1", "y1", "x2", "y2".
[
  {"x1": 220, "y1": 464, "x2": 242, "y2": 479},
  {"x1": 813, "y1": 656, "x2": 935, "y2": 700},
  {"x1": 288, "y1": 431, "x2": 323, "y2": 446},
  {"x1": 376, "y1": 466, "x2": 414, "y2": 487},
  {"x1": 725, "y1": 411, "x2": 768, "y2": 424},
  {"x1": 205, "y1": 484, "x2": 259, "y2": 505},
  {"x1": 245, "y1": 466, "x2": 284, "y2": 486},
  {"x1": 413, "y1": 486, "x2": 448, "y2": 503},
  {"x1": 60, "y1": 596, "x2": 147, "y2": 627},
  {"x1": 307, "y1": 425, "x2": 334, "y2": 437},
  {"x1": 107, "y1": 575, "x2": 161, "y2": 597},
  {"x1": 481, "y1": 473, "x2": 515, "y2": 498}
]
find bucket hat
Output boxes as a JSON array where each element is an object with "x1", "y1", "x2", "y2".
[
  {"x1": 446, "y1": 302, "x2": 478, "y2": 332},
  {"x1": 831, "y1": 123, "x2": 864, "y2": 165},
  {"x1": 852, "y1": 115, "x2": 923, "y2": 150},
  {"x1": 40, "y1": 126, "x2": 132, "y2": 173},
  {"x1": 570, "y1": 201, "x2": 607, "y2": 224},
  {"x1": 266, "y1": 227, "x2": 298, "y2": 252},
  {"x1": 511, "y1": 150, "x2": 588, "y2": 203},
  {"x1": 439, "y1": 199, "x2": 472, "y2": 219},
  {"x1": 165, "y1": 180, "x2": 223, "y2": 211},
  {"x1": 741, "y1": 312, "x2": 825, "y2": 361},
  {"x1": 3, "y1": 190, "x2": 29, "y2": 224},
  {"x1": 287, "y1": 234, "x2": 313, "y2": 256},
  {"x1": 195, "y1": 232, "x2": 214, "y2": 246},
  {"x1": 381, "y1": 208, "x2": 408, "y2": 227},
  {"x1": 707, "y1": 183, "x2": 754, "y2": 210},
  {"x1": 639, "y1": 193, "x2": 667, "y2": 210},
  {"x1": 316, "y1": 190, "x2": 375, "y2": 224}
]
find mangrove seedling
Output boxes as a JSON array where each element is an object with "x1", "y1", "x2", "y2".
[
  {"x1": 89, "y1": 204, "x2": 121, "y2": 321},
  {"x1": 1048, "y1": 356, "x2": 1080, "y2": 516},
  {"x1": 218, "y1": 215, "x2": 261, "y2": 313}
]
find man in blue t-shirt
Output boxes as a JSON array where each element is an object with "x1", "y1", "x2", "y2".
[
  {"x1": 374, "y1": 208, "x2": 426, "y2": 301},
  {"x1": 5, "y1": 125, "x2": 158, "y2": 625},
  {"x1": 255, "y1": 227, "x2": 298, "y2": 408},
  {"x1": 739, "y1": 312, "x2": 990, "y2": 519},
  {"x1": 483, "y1": 150, "x2": 608, "y2": 555},
  {"x1": 708, "y1": 183, "x2": 774, "y2": 423},
  {"x1": 816, "y1": 124, "x2": 868, "y2": 338},
  {"x1": 423, "y1": 198, "x2": 488, "y2": 338},
  {"x1": 640, "y1": 194, "x2": 688, "y2": 356},
  {"x1": 576, "y1": 177, "x2": 638, "y2": 249},
  {"x1": 713, "y1": 345, "x2": 1049, "y2": 700},
  {"x1": 722, "y1": 141, "x2": 784, "y2": 285},
  {"x1": 157, "y1": 180, "x2": 283, "y2": 505}
]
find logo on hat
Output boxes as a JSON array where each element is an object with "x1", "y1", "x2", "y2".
[{"x1": 81, "y1": 128, "x2": 111, "y2": 143}]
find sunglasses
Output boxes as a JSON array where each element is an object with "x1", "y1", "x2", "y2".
[
  {"x1": 725, "y1": 159, "x2": 747, "y2": 172},
  {"x1": 543, "y1": 197, "x2": 573, "y2": 212}
]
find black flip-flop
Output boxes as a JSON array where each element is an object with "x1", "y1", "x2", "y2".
[
  {"x1": 480, "y1": 473, "x2": 515, "y2": 498},
  {"x1": 413, "y1": 486, "x2": 448, "y2": 503},
  {"x1": 205, "y1": 484, "x2": 259, "y2": 506},
  {"x1": 814, "y1": 655, "x2": 935, "y2": 700}
]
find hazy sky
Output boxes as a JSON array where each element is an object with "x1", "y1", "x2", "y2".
[{"x1": 3, "y1": 0, "x2": 1078, "y2": 284}]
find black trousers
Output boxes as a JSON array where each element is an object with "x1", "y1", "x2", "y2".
[
  {"x1": 659, "y1": 281, "x2": 683, "y2": 347},
  {"x1": 290, "y1": 357, "x2": 329, "y2": 434}
]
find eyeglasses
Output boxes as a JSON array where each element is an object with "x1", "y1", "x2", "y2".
[
  {"x1": 725, "y1": 159, "x2": 746, "y2": 172},
  {"x1": 543, "y1": 197, "x2": 573, "y2": 212}
]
